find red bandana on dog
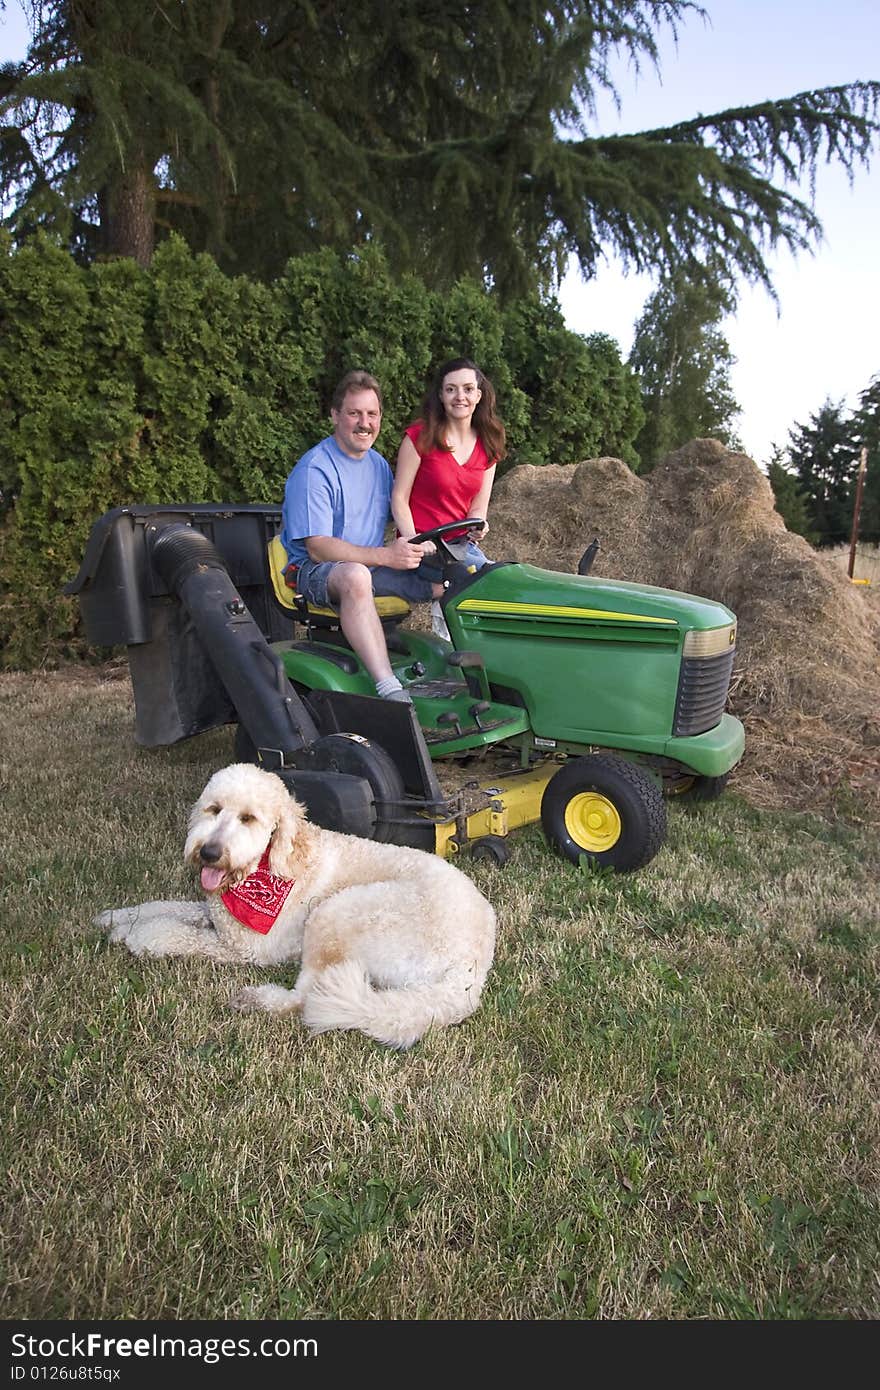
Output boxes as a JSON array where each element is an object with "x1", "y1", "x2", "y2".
[{"x1": 220, "y1": 851, "x2": 295, "y2": 934}]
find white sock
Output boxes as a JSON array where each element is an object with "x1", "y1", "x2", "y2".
[{"x1": 375, "y1": 676, "x2": 412, "y2": 703}]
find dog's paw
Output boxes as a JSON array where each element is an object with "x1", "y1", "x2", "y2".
[
  {"x1": 115, "y1": 924, "x2": 156, "y2": 954},
  {"x1": 95, "y1": 909, "x2": 137, "y2": 943},
  {"x1": 230, "y1": 984, "x2": 299, "y2": 1016},
  {"x1": 101, "y1": 916, "x2": 159, "y2": 955}
]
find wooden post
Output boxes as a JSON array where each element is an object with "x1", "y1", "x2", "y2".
[{"x1": 848, "y1": 447, "x2": 868, "y2": 579}]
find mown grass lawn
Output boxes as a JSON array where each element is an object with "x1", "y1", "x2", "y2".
[{"x1": 2, "y1": 669, "x2": 878, "y2": 1320}]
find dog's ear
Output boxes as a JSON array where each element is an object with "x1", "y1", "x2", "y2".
[
  {"x1": 268, "y1": 789, "x2": 321, "y2": 882},
  {"x1": 183, "y1": 791, "x2": 209, "y2": 864}
]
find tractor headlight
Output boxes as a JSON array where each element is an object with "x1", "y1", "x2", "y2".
[{"x1": 682, "y1": 623, "x2": 737, "y2": 659}]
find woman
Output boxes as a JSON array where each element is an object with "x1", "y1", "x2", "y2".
[{"x1": 392, "y1": 357, "x2": 507, "y2": 577}]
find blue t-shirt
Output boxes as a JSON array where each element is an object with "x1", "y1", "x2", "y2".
[{"x1": 281, "y1": 436, "x2": 393, "y2": 566}]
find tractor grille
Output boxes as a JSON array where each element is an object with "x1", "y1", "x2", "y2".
[{"x1": 673, "y1": 649, "x2": 735, "y2": 736}]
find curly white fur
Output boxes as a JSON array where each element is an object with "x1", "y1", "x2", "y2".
[{"x1": 96, "y1": 763, "x2": 496, "y2": 1048}]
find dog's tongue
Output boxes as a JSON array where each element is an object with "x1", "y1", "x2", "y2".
[{"x1": 200, "y1": 866, "x2": 226, "y2": 893}]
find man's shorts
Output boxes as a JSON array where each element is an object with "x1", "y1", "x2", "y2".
[{"x1": 294, "y1": 557, "x2": 438, "y2": 609}]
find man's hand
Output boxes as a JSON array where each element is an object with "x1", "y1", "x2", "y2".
[{"x1": 385, "y1": 536, "x2": 432, "y2": 570}]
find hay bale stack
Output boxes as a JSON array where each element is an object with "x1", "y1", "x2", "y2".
[{"x1": 488, "y1": 440, "x2": 880, "y2": 815}]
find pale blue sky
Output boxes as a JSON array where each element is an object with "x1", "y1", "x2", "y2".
[
  {"x1": 3, "y1": 1, "x2": 877, "y2": 464},
  {"x1": 561, "y1": 0, "x2": 880, "y2": 462}
]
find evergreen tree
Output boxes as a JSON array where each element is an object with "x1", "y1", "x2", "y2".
[
  {"x1": 787, "y1": 399, "x2": 860, "y2": 545},
  {"x1": 850, "y1": 374, "x2": 880, "y2": 542},
  {"x1": 766, "y1": 448, "x2": 817, "y2": 542},
  {"x1": 1, "y1": 2, "x2": 878, "y2": 295},
  {"x1": 628, "y1": 259, "x2": 741, "y2": 470}
]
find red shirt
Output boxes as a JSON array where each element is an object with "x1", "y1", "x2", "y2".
[{"x1": 403, "y1": 422, "x2": 492, "y2": 534}]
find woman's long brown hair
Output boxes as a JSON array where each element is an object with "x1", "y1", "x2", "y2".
[{"x1": 415, "y1": 358, "x2": 507, "y2": 464}]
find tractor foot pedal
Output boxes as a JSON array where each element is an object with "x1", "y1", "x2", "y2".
[
  {"x1": 437, "y1": 710, "x2": 464, "y2": 739},
  {"x1": 469, "y1": 700, "x2": 492, "y2": 729}
]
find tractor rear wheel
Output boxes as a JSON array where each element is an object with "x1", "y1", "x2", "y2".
[
  {"x1": 541, "y1": 755, "x2": 666, "y2": 872},
  {"x1": 307, "y1": 733, "x2": 406, "y2": 844},
  {"x1": 235, "y1": 726, "x2": 407, "y2": 843}
]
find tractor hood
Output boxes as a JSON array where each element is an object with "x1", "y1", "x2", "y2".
[
  {"x1": 452, "y1": 562, "x2": 736, "y2": 635},
  {"x1": 445, "y1": 561, "x2": 739, "y2": 756}
]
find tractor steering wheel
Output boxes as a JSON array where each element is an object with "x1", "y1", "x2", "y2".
[{"x1": 409, "y1": 517, "x2": 486, "y2": 546}]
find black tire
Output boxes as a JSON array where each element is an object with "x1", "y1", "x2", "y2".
[
  {"x1": 541, "y1": 754, "x2": 666, "y2": 873},
  {"x1": 234, "y1": 723, "x2": 405, "y2": 844},
  {"x1": 308, "y1": 733, "x2": 406, "y2": 844},
  {"x1": 470, "y1": 835, "x2": 511, "y2": 867},
  {"x1": 676, "y1": 772, "x2": 731, "y2": 803}
]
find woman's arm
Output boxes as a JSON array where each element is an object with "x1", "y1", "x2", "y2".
[
  {"x1": 468, "y1": 463, "x2": 497, "y2": 535},
  {"x1": 391, "y1": 434, "x2": 423, "y2": 537}
]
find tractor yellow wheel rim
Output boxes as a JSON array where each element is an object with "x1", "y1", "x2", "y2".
[
  {"x1": 564, "y1": 792, "x2": 622, "y2": 852},
  {"x1": 671, "y1": 775, "x2": 696, "y2": 797}
]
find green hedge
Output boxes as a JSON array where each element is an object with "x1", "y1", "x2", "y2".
[{"x1": 0, "y1": 234, "x2": 642, "y2": 666}]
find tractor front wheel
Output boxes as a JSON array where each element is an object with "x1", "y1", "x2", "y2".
[
  {"x1": 676, "y1": 771, "x2": 731, "y2": 803},
  {"x1": 541, "y1": 755, "x2": 666, "y2": 873}
]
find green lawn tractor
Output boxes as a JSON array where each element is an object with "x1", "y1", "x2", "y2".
[{"x1": 67, "y1": 504, "x2": 744, "y2": 873}]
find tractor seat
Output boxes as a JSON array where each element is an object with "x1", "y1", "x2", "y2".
[{"x1": 267, "y1": 535, "x2": 411, "y2": 627}]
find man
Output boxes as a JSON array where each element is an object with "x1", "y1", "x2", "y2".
[{"x1": 281, "y1": 370, "x2": 442, "y2": 702}]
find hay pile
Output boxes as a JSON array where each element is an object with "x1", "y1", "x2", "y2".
[{"x1": 486, "y1": 439, "x2": 880, "y2": 818}]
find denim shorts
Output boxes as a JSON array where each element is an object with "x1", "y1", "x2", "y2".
[
  {"x1": 295, "y1": 557, "x2": 438, "y2": 608},
  {"x1": 442, "y1": 538, "x2": 489, "y2": 570}
]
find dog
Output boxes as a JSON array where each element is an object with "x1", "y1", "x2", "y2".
[{"x1": 96, "y1": 763, "x2": 496, "y2": 1048}]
